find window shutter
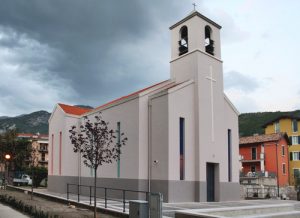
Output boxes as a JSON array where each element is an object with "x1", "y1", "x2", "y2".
[
  {"x1": 289, "y1": 137, "x2": 292, "y2": 145},
  {"x1": 290, "y1": 152, "x2": 293, "y2": 161},
  {"x1": 298, "y1": 136, "x2": 300, "y2": 144}
]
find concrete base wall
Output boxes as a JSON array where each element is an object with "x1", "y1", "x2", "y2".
[{"x1": 48, "y1": 176, "x2": 240, "y2": 202}]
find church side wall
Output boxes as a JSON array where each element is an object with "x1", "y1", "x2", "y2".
[
  {"x1": 167, "y1": 82, "x2": 196, "y2": 202},
  {"x1": 48, "y1": 107, "x2": 66, "y2": 177},
  {"x1": 62, "y1": 116, "x2": 81, "y2": 177},
  {"x1": 149, "y1": 93, "x2": 169, "y2": 200},
  {"x1": 138, "y1": 95, "x2": 151, "y2": 181},
  {"x1": 48, "y1": 107, "x2": 81, "y2": 193},
  {"x1": 81, "y1": 98, "x2": 140, "y2": 180},
  {"x1": 48, "y1": 99, "x2": 143, "y2": 195},
  {"x1": 222, "y1": 98, "x2": 240, "y2": 201}
]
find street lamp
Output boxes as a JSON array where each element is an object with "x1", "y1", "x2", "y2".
[
  {"x1": 4, "y1": 154, "x2": 11, "y2": 189},
  {"x1": 5, "y1": 154, "x2": 11, "y2": 160}
]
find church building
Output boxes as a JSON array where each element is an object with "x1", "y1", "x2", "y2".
[{"x1": 48, "y1": 10, "x2": 240, "y2": 202}]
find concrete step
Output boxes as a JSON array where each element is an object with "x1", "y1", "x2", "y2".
[
  {"x1": 175, "y1": 203, "x2": 298, "y2": 218},
  {"x1": 244, "y1": 211, "x2": 300, "y2": 218}
]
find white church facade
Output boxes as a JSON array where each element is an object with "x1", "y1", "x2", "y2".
[{"x1": 48, "y1": 11, "x2": 240, "y2": 202}]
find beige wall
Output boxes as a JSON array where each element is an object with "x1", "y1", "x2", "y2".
[
  {"x1": 168, "y1": 82, "x2": 195, "y2": 181},
  {"x1": 150, "y1": 93, "x2": 169, "y2": 180}
]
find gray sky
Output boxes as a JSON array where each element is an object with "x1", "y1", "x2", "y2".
[{"x1": 0, "y1": 0, "x2": 299, "y2": 116}]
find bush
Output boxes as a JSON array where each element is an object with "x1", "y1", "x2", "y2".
[
  {"x1": 0, "y1": 194, "x2": 49, "y2": 217},
  {"x1": 25, "y1": 166, "x2": 48, "y2": 187}
]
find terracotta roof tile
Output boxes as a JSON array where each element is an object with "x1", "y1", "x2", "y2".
[
  {"x1": 58, "y1": 103, "x2": 92, "y2": 116},
  {"x1": 17, "y1": 133, "x2": 49, "y2": 139},
  {"x1": 239, "y1": 132, "x2": 288, "y2": 145}
]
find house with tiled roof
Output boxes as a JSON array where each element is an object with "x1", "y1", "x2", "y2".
[
  {"x1": 239, "y1": 133, "x2": 290, "y2": 187},
  {"x1": 17, "y1": 133, "x2": 49, "y2": 168},
  {"x1": 264, "y1": 115, "x2": 300, "y2": 186},
  {"x1": 48, "y1": 10, "x2": 240, "y2": 202}
]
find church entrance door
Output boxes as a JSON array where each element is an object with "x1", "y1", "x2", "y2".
[{"x1": 206, "y1": 163, "x2": 215, "y2": 202}]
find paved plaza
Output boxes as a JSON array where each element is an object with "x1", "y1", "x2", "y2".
[{"x1": 9, "y1": 186, "x2": 300, "y2": 217}]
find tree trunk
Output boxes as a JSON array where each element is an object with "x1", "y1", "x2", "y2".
[{"x1": 94, "y1": 167, "x2": 97, "y2": 218}]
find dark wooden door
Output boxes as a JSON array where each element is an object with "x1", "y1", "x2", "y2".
[{"x1": 207, "y1": 163, "x2": 215, "y2": 202}]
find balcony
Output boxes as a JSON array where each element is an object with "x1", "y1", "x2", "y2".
[
  {"x1": 38, "y1": 160, "x2": 48, "y2": 164},
  {"x1": 240, "y1": 153, "x2": 265, "y2": 163},
  {"x1": 38, "y1": 149, "x2": 48, "y2": 153},
  {"x1": 240, "y1": 171, "x2": 276, "y2": 178}
]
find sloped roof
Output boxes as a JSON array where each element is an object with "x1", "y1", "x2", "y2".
[
  {"x1": 17, "y1": 133, "x2": 48, "y2": 139},
  {"x1": 239, "y1": 132, "x2": 289, "y2": 145},
  {"x1": 169, "y1": 10, "x2": 221, "y2": 30},
  {"x1": 262, "y1": 115, "x2": 300, "y2": 128},
  {"x1": 90, "y1": 80, "x2": 171, "y2": 112},
  {"x1": 58, "y1": 103, "x2": 92, "y2": 116}
]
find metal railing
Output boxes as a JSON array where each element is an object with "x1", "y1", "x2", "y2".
[{"x1": 66, "y1": 183, "x2": 150, "y2": 213}]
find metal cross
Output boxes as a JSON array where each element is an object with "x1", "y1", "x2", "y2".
[
  {"x1": 193, "y1": 3, "x2": 197, "y2": 11},
  {"x1": 206, "y1": 66, "x2": 216, "y2": 142}
]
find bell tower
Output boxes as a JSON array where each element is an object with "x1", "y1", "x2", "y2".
[{"x1": 169, "y1": 10, "x2": 222, "y2": 82}]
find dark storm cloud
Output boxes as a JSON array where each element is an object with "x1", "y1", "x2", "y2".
[{"x1": 0, "y1": 0, "x2": 196, "y2": 115}]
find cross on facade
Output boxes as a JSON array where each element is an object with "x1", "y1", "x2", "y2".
[
  {"x1": 206, "y1": 66, "x2": 216, "y2": 141},
  {"x1": 193, "y1": 3, "x2": 197, "y2": 11}
]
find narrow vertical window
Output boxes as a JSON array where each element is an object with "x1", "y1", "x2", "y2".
[
  {"x1": 274, "y1": 121, "x2": 280, "y2": 133},
  {"x1": 178, "y1": 26, "x2": 188, "y2": 55},
  {"x1": 228, "y1": 129, "x2": 232, "y2": 182},
  {"x1": 281, "y1": 145, "x2": 285, "y2": 156},
  {"x1": 292, "y1": 119, "x2": 298, "y2": 132},
  {"x1": 59, "y1": 131, "x2": 62, "y2": 175},
  {"x1": 180, "y1": 117, "x2": 185, "y2": 180},
  {"x1": 282, "y1": 163, "x2": 286, "y2": 174},
  {"x1": 251, "y1": 147, "x2": 257, "y2": 160},
  {"x1": 117, "y1": 122, "x2": 121, "y2": 178},
  {"x1": 51, "y1": 134, "x2": 54, "y2": 175}
]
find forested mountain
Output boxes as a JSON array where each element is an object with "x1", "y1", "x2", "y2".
[
  {"x1": 239, "y1": 110, "x2": 300, "y2": 137},
  {"x1": 0, "y1": 111, "x2": 50, "y2": 134},
  {"x1": 1, "y1": 108, "x2": 299, "y2": 136}
]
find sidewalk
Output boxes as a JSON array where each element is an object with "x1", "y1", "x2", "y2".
[
  {"x1": 1, "y1": 188, "x2": 120, "y2": 218},
  {"x1": 0, "y1": 203, "x2": 29, "y2": 218},
  {"x1": 7, "y1": 186, "x2": 300, "y2": 218}
]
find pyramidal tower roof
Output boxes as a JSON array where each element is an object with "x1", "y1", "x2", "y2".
[{"x1": 169, "y1": 10, "x2": 222, "y2": 30}]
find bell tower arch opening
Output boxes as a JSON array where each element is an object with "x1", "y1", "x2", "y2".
[
  {"x1": 205, "y1": 25, "x2": 214, "y2": 55},
  {"x1": 179, "y1": 25, "x2": 188, "y2": 56}
]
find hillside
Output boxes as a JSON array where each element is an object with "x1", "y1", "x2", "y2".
[
  {"x1": 239, "y1": 110, "x2": 300, "y2": 137},
  {"x1": 0, "y1": 105, "x2": 94, "y2": 135},
  {"x1": 0, "y1": 111, "x2": 51, "y2": 134},
  {"x1": 1, "y1": 108, "x2": 299, "y2": 136}
]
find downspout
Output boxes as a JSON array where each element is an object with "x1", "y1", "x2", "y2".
[{"x1": 148, "y1": 100, "x2": 152, "y2": 193}]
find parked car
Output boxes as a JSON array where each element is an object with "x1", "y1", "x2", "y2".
[{"x1": 13, "y1": 174, "x2": 32, "y2": 186}]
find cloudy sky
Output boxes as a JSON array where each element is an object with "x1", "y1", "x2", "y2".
[{"x1": 0, "y1": 0, "x2": 299, "y2": 116}]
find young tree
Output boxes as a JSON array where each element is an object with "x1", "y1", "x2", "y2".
[
  {"x1": 28, "y1": 145, "x2": 39, "y2": 200},
  {"x1": 69, "y1": 113, "x2": 127, "y2": 218}
]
